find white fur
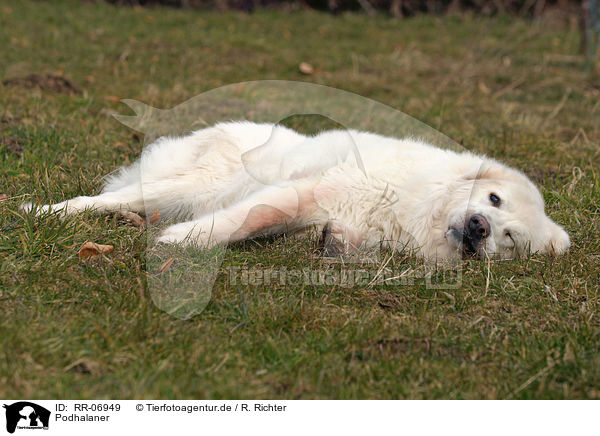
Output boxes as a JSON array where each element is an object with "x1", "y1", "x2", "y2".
[{"x1": 23, "y1": 121, "x2": 570, "y2": 260}]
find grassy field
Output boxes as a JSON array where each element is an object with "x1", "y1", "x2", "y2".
[{"x1": 1, "y1": 0, "x2": 599, "y2": 399}]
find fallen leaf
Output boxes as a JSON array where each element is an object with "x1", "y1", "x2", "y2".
[
  {"x1": 105, "y1": 95, "x2": 121, "y2": 103},
  {"x1": 299, "y1": 62, "x2": 314, "y2": 75},
  {"x1": 159, "y1": 257, "x2": 175, "y2": 274},
  {"x1": 150, "y1": 208, "x2": 160, "y2": 225},
  {"x1": 78, "y1": 241, "x2": 114, "y2": 259},
  {"x1": 117, "y1": 210, "x2": 145, "y2": 228}
]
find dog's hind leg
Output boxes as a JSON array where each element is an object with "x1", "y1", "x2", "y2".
[{"x1": 21, "y1": 184, "x2": 144, "y2": 216}]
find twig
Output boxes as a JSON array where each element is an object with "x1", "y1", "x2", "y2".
[
  {"x1": 545, "y1": 88, "x2": 571, "y2": 124},
  {"x1": 492, "y1": 77, "x2": 525, "y2": 99},
  {"x1": 507, "y1": 360, "x2": 556, "y2": 399},
  {"x1": 484, "y1": 250, "x2": 492, "y2": 296}
]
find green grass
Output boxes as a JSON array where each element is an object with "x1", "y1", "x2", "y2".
[{"x1": 1, "y1": 0, "x2": 599, "y2": 399}]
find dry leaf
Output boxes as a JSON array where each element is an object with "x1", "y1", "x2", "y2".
[
  {"x1": 299, "y1": 62, "x2": 314, "y2": 75},
  {"x1": 159, "y1": 257, "x2": 175, "y2": 274},
  {"x1": 117, "y1": 210, "x2": 145, "y2": 228},
  {"x1": 150, "y1": 208, "x2": 160, "y2": 225},
  {"x1": 78, "y1": 241, "x2": 114, "y2": 259},
  {"x1": 105, "y1": 95, "x2": 121, "y2": 103},
  {"x1": 0, "y1": 194, "x2": 7, "y2": 201}
]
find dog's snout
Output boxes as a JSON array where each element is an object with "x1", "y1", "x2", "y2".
[{"x1": 467, "y1": 214, "x2": 490, "y2": 239}]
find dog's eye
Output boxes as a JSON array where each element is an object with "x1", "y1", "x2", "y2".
[
  {"x1": 504, "y1": 230, "x2": 512, "y2": 239},
  {"x1": 489, "y1": 193, "x2": 501, "y2": 207}
]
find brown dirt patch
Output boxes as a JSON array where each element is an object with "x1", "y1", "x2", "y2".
[
  {"x1": 524, "y1": 165, "x2": 561, "y2": 183},
  {"x1": 1, "y1": 136, "x2": 25, "y2": 156},
  {"x1": 2, "y1": 74, "x2": 82, "y2": 95}
]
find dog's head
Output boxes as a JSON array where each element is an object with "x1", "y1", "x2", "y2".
[{"x1": 444, "y1": 160, "x2": 570, "y2": 259}]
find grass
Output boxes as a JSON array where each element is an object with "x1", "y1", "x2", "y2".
[{"x1": 1, "y1": 0, "x2": 599, "y2": 399}]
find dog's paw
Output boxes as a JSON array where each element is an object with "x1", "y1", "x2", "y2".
[
  {"x1": 19, "y1": 202, "x2": 56, "y2": 215},
  {"x1": 156, "y1": 222, "x2": 221, "y2": 248},
  {"x1": 156, "y1": 226, "x2": 194, "y2": 245},
  {"x1": 156, "y1": 220, "x2": 234, "y2": 249},
  {"x1": 19, "y1": 202, "x2": 35, "y2": 213}
]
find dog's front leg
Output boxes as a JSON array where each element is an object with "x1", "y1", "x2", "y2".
[
  {"x1": 319, "y1": 219, "x2": 364, "y2": 257},
  {"x1": 156, "y1": 184, "x2": 315, "y2": 247}
]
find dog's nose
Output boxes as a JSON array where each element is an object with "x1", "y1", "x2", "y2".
[{"x1": 467, "y1": 214, "x2": 490, "y2": 240}]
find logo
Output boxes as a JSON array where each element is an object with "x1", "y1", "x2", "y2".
[{"x1": 3, "y1": 402, "x2": 50, "y2": 434}]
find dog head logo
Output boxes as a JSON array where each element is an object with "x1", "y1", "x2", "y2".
[{"x1": 3, "y1": 402, "x2": 50, "y2": 434}]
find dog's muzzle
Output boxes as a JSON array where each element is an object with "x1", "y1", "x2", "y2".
[
  {"x1": 462, "y1": 214, "x2": 490, "y2": 255},
  {"x1": 446, "y1": 214, "x2": 491, "y2": 257}
]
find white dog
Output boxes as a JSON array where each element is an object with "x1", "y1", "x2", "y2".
[{"x1": 24, "y1": 121, "x2": 570, "y2": 260}]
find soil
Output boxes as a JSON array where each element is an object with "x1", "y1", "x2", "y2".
[
  {"x1": 2, "y1": 74, "x2": 83, "y2": 95},
  {"x1": 0, "y1": 136, "x2": 24, "y2": 156}
]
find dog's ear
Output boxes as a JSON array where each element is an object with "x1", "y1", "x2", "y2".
[{"x1": 461, "y1": 162, "x2": 505, "y2": 182}]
